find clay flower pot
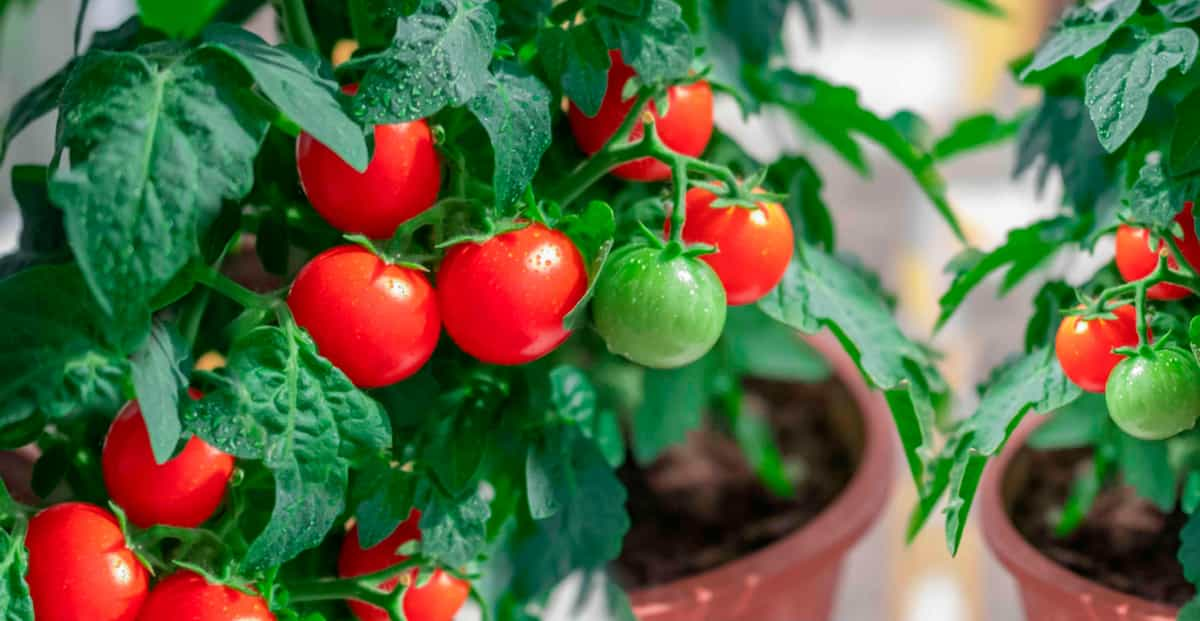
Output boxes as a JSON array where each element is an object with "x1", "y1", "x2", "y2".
[
  {"x1": 628, "y1": 332, "x2": 895, "y2": 621},
  {"x1": 980, "y1": 418, "x2": 1179, "y2": 621}
]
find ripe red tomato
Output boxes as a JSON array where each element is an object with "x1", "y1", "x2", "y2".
[
  {"x1": 437, "y1": 223, "x2": 588, "y2": 365},
  {"x1": 136, "y1": 571, "x2": 274, "y2": 621},
  {"x1": 1115, "y1": 202, "x2": 1200, "y2": 300},
  {"x1": 1054, "y1": 305, "x2": 1142, "y2": 393},
  {"x1": 288, "y1": 245, "x2": 440, "y2": 388},
  {"x1": 103, "y1": 392, "x2": 234, "y2": 528},
  {"x1": 25, "y1": 502, "x2": 149, "y2": 621},
  {"x1": 567, "y1": 51, "x2": 713, "y2": 182},
  {"x1": 296, "y1": 86, "x2": 441, "y2": 239},
  {"x1": 665, "y1": 187, "x2": 795, "y2": 305},
  {"x1": 338, "y1": 512, "x2": 470, "y2": 621}
]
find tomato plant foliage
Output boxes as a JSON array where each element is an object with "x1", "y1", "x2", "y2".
[{"x1": 0, "y1": 0, "x2": 975, "y2": 619}]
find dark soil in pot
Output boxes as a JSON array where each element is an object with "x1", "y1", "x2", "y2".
[
  {"x1": 613, "y1": 376, "x2": 861, "y2": 589},
  {"x1": 1006, "y1": 446, "x2": 1193, "y2": 606}
]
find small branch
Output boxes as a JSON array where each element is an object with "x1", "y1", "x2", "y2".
[
  {"x1": 191, "y1": 262, "x2": 278, "y2": 310},
  {"x1": 669, "y1": 155, "x2": 688, "y2": 243},
  {"x1": 1162, "y1": 232, "x2": 1200, "y2": 281}
]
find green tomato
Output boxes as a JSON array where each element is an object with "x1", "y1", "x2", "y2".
[
  {"x1": 592, "y1": 246, "x2": 726, "y2": 369},
  {"x1": 1105, "y1": 347, "x2": 1200, "y2": 440}
]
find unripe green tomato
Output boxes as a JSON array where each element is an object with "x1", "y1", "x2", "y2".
[
  {"x1": 592, "y1": 246, "x2": 726, "y2": 369},
  {"x1": 1105, "y1": 348, "x2": 1200, "y2": 440}
]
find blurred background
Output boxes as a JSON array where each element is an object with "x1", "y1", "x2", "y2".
[{"x1": 0, "y1": 0, "x2": 1085, "y2": 619}]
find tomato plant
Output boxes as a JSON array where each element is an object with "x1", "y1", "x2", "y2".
[{"x1": 0, "y1": 0, "x2": 974, "y2": 619}]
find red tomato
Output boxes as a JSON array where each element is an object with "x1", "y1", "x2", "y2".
[
  {"x1": 296, "y1": 86, "x2": 441, "y2": 239},
  {"x1": 1055, "y1": 305, "x2": 1142, "y2": 393},
  {"x1": 103, "y1": 392, "x2": 234, "y2": 528},
  {"x1": 567, "y1": 51, "x2": 713, "y2": 182},
  {"x1": 665, "y1": 187, "x2": 795, "y2": 305},
  {"x1": 25, "y1": 502, "x2": 149, "y2": 621},
  {"x1": 136, "y1": 571, "x2": 274, "y2": 621},
  {"x1": 437, "y1": 223, "x2": 588, "y2": 365},
  {"x1": 338, "y1": 512, "x2": 470, "y2": 621},
  {"x1": 288, "y1": 245, "x2": 440, "y2": 388},
  {"x1": 1115, "y1": 202, "x2": 1200, "y2": 300}
]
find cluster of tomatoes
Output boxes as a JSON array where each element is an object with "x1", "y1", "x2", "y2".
[
  {"x1": 23, "y1": 395, "x2": 468, "y2": 621},
  {"x1": 289, "y1": 52, "x2": 797, "y2": 386},
  {"x1": 1055, "y1": 203, "x2": 1200, "y2": 440}
]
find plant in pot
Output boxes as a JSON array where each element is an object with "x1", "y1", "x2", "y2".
[
  {"x1": 0, "y1": 0, "x2": 972, "y2": 620},
  {"x1": 905, "y1": 0, "x2": 1200, "y2": 618}
]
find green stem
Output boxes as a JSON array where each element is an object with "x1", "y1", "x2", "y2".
[
  {"x1": 1135, "y1": 282, "x2": 1149, "y2": 346},
  {"x1": 1163, "y1": 232, "x2": 1200, "y2": 281},
  {"x1": 669, "y1": 155, "x2": 688, "y2": 243},
  {"x1": 286, "y1": 563, "x2": 414, "y2": 621},
  {"x1": 191, "y1": 262, "x2": 277, "y2": 310},
  {"x1": 274, "y1": 0, "x2": 319, "y2": 53}
]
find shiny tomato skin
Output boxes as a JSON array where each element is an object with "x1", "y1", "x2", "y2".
[
  {"x1": 567, "y1": 51, "x2": 713, "y2": 182},
  {"x1": 1115, "y1": 202, "x2": 1200, "y2": 300},
  {"x1": 136, "y1": 571, "x2": 274, "y2": 621},
  {"x1": 103, "y1": 393, "x2": 234, "y2": 528},
  {"x1": 1106, "y1": 348, "x2": 1200, "y2": 440},
  {"x1": 288, "y1": 245, "x2": 440, "y2": 388},
  {"x1": 1054, "y1": 305, "x2": 1141, "y2": 393},
  {"x1": 667, "y1": 187, "x2": 795, "y2": 305},
  {"x1": 296, "y1": 86, "x2": 441, "y2": 239},
  {"x1": 437, "y1": 223, "x2": 588, "y2": 365},
  {"x1": 25, "y1": 502, "x2": 149, "y2": 621},
  {"x1": 338, "y1": 512, "x2": 470, "y2": 621}
]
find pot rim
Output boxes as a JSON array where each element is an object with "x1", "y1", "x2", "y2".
[
  {"x1": 628, "y1": 330, "x2": 895, "y2": 615},
  {"x1": 979, "y1": 415, "x2": 1180, "y2": 616}
]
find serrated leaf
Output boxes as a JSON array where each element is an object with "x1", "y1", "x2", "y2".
[
  {"x1": 1015, "y1": 95, "x2": 1110, "y2": 211},
  {"x1": 50, "y1": 47, "x2": 268, "y2": 320},
  {"x1": 1158, "y1": 0, "x2": 1200, "y2": 22},
  {"x1": 467, "y1": 63, "x2": 552, "y2": 208},
  {"x1": 769, "y1": 155, "x2": 833, "y2": 251},
  {"x1": 1086, "y1": 28, "x2": 1199, "y2": 152},
  {"x1": 710, "y1": 0, "x2": 786, "y2": 65},
  {"x1": 939, "y1": 0, "x2": 1004, "y2": 16},
  {"x1": 138, "y1": 0, "x2": 225, "y2": 38},
  {"x1": 722, "y1": 305, "x2": 830, "y2": 382},
  {"x1": 1021, "y1": 0, "x2": 1139, "y2": 79},
  {"x1": 598, "y1": 0, "x2": 693, "y2": 84},
  {"x1": 184, "y1": 324, "x2": 389, "y2": 569},
  {"x1": 933, "y1": 111, "x2": 1026, "y2": 161},
  {"x1": 0, "y1": 166, "x2": 68, "y2": 278},
  {"x1": 0, "y1": 522, "x2": 32, "y2": 621},
  {"x1": 1027, "y1": 393, "x2": 1107, "y2": 449},
  {"x1": 759, "y1": 248, "x2": 945, "y2": 488},
  {"x1": 633, "y1": 358, "x2": 709, "y2": 464},
  {"x1": 514, "y1": 427, "x2": 629, "y2": 598},
  {"x1": 130, "y1": 321, "x2": 189, "y2": 464},
  {"x1": 1172, "y1": 89, "x2": 1200, "y2": 176},
  {"x1": 936, "y1": 216, "x2": 1089, "y2": 330},
  {"x1": 942, "y1": 348, "x2": 1082, "y2": 553},
  {"x1": 538, "y1": 20, "x2": 611, "y2": 116},
  {"x1": 1118, "y1": 432, "x2": 1177, "y2": 512},
  {"x1": 0, "y1": 264, "x2": 143, "y2": 424},
  {"x1": 203, "y1": 24, "x2": 369, "y2": 172},
  {"x1": 1127, "y1": 156, "x2": 1187, "y2": 228},
  {"x1": 418, "y1": 485, "x2": 490, "y2": 568},
  {"x1": 353, "y1": 0, "x2": 496, "y2": 123},
  {"x1": 355, "y1": 461, "x2": 416, "y2": 549}
]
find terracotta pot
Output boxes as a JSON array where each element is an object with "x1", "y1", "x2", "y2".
[
  {"x1": 980, "y1": 418, "x2": 1179, "y2": 621},
  {"x1": 628, "y1": 331, "x2": 895, "y2": 621}
]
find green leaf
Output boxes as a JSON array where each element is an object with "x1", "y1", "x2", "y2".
[
  {"x1": 353, "y1": 0, "x2": 496, "y2": 123},
  {"x1": 1127, "y1": 156, "x2": 1188, "y2": 228},
  {"x1": 203, "y1": 24, "x2": 369, "y2": 172},
  {"x1": 1054, "y1": 444, "x2": 1113, "y2": 536},
  {"x1": 1181, "y1": 510, "x2": 1200, "y2": 583},
  {"x1": 726, "y1": 390, "x2": 793, "y2": 498},
  {"x1": 1171, "y1": 88, "x2": 1200, "y2": 177},
  {"x1": 424, "y1": 406, "x2": 494, "y2": 494},
  {"x1": 759, "y1": 248, "x2": 945, "y2": 489},
  {"x1": 138, "y1": 0, "x2": 226, "y2": 38},
  {"x1": 938, "y1": 0, "x2": 1004, "y2": 16},
  {"x1": 0, "y1": 264, "x2": 143, "y2": 423},
  {"x1": 1182, "y1": 597, "x2": 1200, "y2": 621},
  {"x1": 1185, "y1": 471, "x2": 1200, "y2": 513},
  {"x1": 769, "y1": 156, "x2": 833, "y2": 251},
  {"x1": 1020, "y1": 0, "x2": 1139, "y2": 79},
  {"x1": 598, "y1": 0, "x2": 693, "y2": 84},
  {"x1": 1026, "y1": 281, "x2": 1077, "y2": 352},
  {"x1": 1086, "y1": 28, "x2": 1200, "y2": 152},
  {"x1": 722, "y1": 305, "x2": 830, "y2": 382},
  {"x1": 355, "y1": 461, "x2": 416, "y2": 549},
  {"x1": 130, "y1": 322, "x2": 190, "y2": 464},
  {"x1": 933, "y1": 111, "x2": 1027, "y2": 161},
  {"x1": 936, "y1": 217, "x2": 1089, "y2": 330},
  {"x1": 526, "y1": 436, "x2": 570, "y2": 519},
  {"x1": 709, "y1": 0, "x2": 786, "y2": 65},
  {"x1": 418, "y1": 485, "x2": 490, "y2": 568},
  {"x1": 1118, "y1": 433, "x2": 1177, "y2": 512},
  {"x1": 1027, "y1": 393, "x2": 1107, "y2": 450},
  {"x1": 942, "y1": 348, "x2": 1082, "y2": 553},
  {"x1": 184, "y1": 324, "x2": 389, "y2": 569},
  {"x1": 1015, "y1": 95, "x2": 1110, "y2": 211},
  {"x1": 50, "y1": 47, "x2": 268, "y2": 320},
  {"x1": 1158, "y1": 0, "x2": 1200, "y2": 22},
  {"x1": 547, "y1": 365, "x2": 597, "y2": 425},
  {"x1": 763, "y1": 72, "x2": 963, "y2": 241},
  {"x1": 633, "y1": 358, "x2": 709, "y2": 464},
  {"x1": 467, "y1": 62, "x2": 552, "y2": 208},
  {"x1": 0, "y1": 522, "x2": 32, "y2": 621},
  {"x1": 514, "y1": 427, "x2": 629, "y2": 597},
  {"x1": 0, "y1": 166, "x2": 68, "y2": 278},
  {"x1": 537, "y1": 20, "x2": 611, "y2": 117}
]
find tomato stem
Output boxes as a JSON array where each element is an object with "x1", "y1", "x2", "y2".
[
  {"x1": 191, "y1": 262, "x2": 278, "y2": 311},
  {"x1": 273, "y1": 0, "x2": 319, "y2": 53},
  {"x1": 1162, "y1": 231, "x2": 1200, "y2": 281},
  {"x1": 1135, "y1": 281, "x2": 1149, "y2": 347},
  {"x1": 668, "y1": 155, "x2": 688, "y2": 243},
  {"x1": 285, "y1": 561, "x2": 417, "y2": 621}
]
